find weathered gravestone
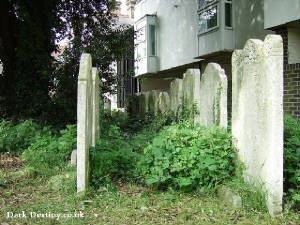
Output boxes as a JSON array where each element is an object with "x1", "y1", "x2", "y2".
[
  {"x1": 199, "y1": 63, "x2": 227, "y2": 128},
  {"x1": 137, "y1": 92, "x2": 149, "y2": 114},
  {"x1": 182, "y1": 69, "x2": 201, "y2": 123},
  {"x1": 104, "y1": 99, "x2": 111, "y2": 111},
  {"x1": 232, "y1": 35, "x2": 283, "y2": 216},
  {"x1": 92, "y1": 68, "x2": 100, "y2": 146},
  {"x1": 158, "y1": 91, "x2": 170, "y2": 113},
  {"x1": 148, "y1": 90, "x2": 160, "y2": 115},
  {"x1": 77, "y1": 53, "x2": 100, "y2": 193},
  {"x1": 170, "y1": 78, "x2": 183, "y2": 114}
]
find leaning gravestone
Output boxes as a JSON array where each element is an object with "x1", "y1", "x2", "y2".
[
  {"x1": 77, "y1": 53, "x2": 100, "y2": 193},
  {"x1": 232, "y1": 35, "x2": 283, "y2": 216},
  {"x1": 182, "y1": 69, "x2": 201, "y2": 123},
  {"x1": 199, "y1": 63, "x2": 227, "y2": 128}
]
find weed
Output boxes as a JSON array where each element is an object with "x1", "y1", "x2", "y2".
[
  {"x1": 23, "y1": 124, "x2": 76, "y2": 173},
  {"x1": 137, "y1": 122, "x2": 236, "y2": 191}
]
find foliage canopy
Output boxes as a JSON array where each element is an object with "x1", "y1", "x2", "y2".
[{"x1": 0, "y1": 0, "x2": 133, "y2": 125}]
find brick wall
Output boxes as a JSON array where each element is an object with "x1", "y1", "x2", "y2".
[
  {"x1": 276, "y1": 27, "x2": 300, "y2": 119},
  {"x1": 284, "y1": 63, "x2": 300, "y2": 119}
]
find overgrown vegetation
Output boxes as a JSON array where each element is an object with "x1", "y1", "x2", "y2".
[
  {"x1": 138, "y1": 122, "x2": 236, "y2": 191},
  {"x1": 0, "y1": 119, "x2": 76, "y2": 175},
  {"x1": 0, "y1": 120, "x2": 42, "y2": 154},
  {"x1": 23, "y1": 124, "x2": 76, "y2": 172},
  {"x1": 283, "y1": 114, "x2": 300, "y2": 209},
  {"x1": 0, "y1": 112, "x2": 299, "y2": 223}
]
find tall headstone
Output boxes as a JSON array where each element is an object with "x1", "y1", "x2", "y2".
[
  {"x1": 232, "y1": 35, "x2": 283, "y2": 216},
  {"x1": 182, "y1": 69, "x2": 201, "y2": 123},
  {"x1": 199, "y1": 63, "x2": 227, "y2": 128},
  {"x1": 77, "y1": 53, "x2": 93, "y2": 193},
  {"x1": 77, "y1": 54, "x2": 100, "y2": 193},
  {"x1": 170, "y1": 79, "x2": 183, "y2": 114},
  {"x1": 92, "y1": 68, "x2": 100, "y2": 146}
]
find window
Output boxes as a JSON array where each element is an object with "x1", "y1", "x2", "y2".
[
  {"x1": 149, "y1": 25, "x2": 156, "y2": 56},
  {"x1": 198, "y1": 0, "x2": 217, "y2": 10},
  {"x1": 134, "y1": 15, "x2": 158, "y2": 75},
  {"x1": 198, "y1": 0, "x2": 219, "y2": 33},
  {"x1": 136, "y1": 26, "x2": 146, "y2": 59},
  {"x1": 225, "y1": 0, "x2": 232, "y2": 27}
]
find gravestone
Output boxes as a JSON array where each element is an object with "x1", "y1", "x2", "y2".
[
  {"x1": 92, "y1": 68, "x2": 100, "y2": 146},
  {"x1": 170, "y1": 79, "x2": 183, "y2": 114},
  {"x1": 148, "y1": 90, "x2": 160, "y2": 115},
  {"x1": 104, "y1": 99, "x2": 111, "y2": 111},
  {"x1": 158, "y1": 91, "x2": 170, "y2": 113},
  {"x1": 199, "y1": 63, "x2": 227, "y2": 128},
  {"x1": 182, "y1": 69, "x2": 201, "y2": 123},
  {"x1": 138, "y1": 92, "x2": 149, "y2": 114},
  {"x1": 232, "y1": 35, "x2": 283, "y2": 216},
  {"x1": 77, "y1": 53, "x2": 100, "y2": 193}
]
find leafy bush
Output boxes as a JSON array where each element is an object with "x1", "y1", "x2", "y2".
[
  {"x1": 0, "y1": 120, "x2": 42, "y2": 154},
  {"x1": 23, "y1": 125, "x2": 76, "y2": 171},
  {"x1": 90, "y1": 125, "x2": 138, "y2": 188},
  {"x1": 137, "y1": 122, "x2": 236, "y2": 191},
  {"x1": 284, "y1": 115, "x2": 300, "y2": 206}
]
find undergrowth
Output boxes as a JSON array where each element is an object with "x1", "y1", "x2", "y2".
[
  {"x1": 137, "y1": 121, "x2": 236, "y2": 191},
  {"x1": 283, "y1": 114, "x2": 300, "y2": 209}
]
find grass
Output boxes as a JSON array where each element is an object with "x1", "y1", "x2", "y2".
[{"x1": 0, "y1": 156, "x2": 299, "y2": 225}]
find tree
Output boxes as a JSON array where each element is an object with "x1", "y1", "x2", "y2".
[{"x1": 0, "y1": 0, "x2": 134, "y2": 125}]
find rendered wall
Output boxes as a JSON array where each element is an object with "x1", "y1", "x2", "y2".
[
  {"x1": 234, "y1": 0, "x2": 272, "y2": 50},
  {"x1": 134, "y1": 0, "x2": 198, "y2": 74},
  {"x1": 264, "y1": 0, "x2": 300, "y2": 29},
  {"x1": 288, "y1": 27, "x2": 300, "y2": 64}
]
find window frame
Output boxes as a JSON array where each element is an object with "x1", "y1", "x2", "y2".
[
  {"x1": 135, "y1": 20, "x2": 147, "y2": 60},
  {"x1": 197, "y1": 1, "x2": 220, "y2": 35},
  {"x1": 148, "y1": 24, "x2": 156, "y2": 57},
  {"x1": 224, "y1": 0, "x2": 233, "y2": 29}
]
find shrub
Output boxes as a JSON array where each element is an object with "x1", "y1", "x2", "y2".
[
  {"x1": 137, "y1": 122, "x2": 236, "y2": 191},
  {"x1": 284, "y1": 115, "x2": 300, "y2": 206},
  {"x1": 90, "y1": 125, "x2": 138, "y2": 188},
  {"x1": 23, "y1": 125, "x2": 76, "y2": 171},
  {"x1": 0, "y1": 120, "x2": 42, "y2": 154}
]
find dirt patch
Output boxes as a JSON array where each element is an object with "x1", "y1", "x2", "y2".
[{"x1": 0, "y1": 154, "x2": 25, "y2": 171}]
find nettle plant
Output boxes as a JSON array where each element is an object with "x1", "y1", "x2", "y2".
[{"x1": 137, "y1": 121, "x2": 236, "y2": 191}]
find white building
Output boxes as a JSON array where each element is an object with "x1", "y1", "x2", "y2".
[{"x1": 134, "y1": 0, "x2": 300, "y2": 117}]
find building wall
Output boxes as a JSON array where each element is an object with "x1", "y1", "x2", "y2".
[
  {"x1": 134, "y1": 0, "x2": 199, "y2": 74},
  {"x1": 264, "y1": 0, "x2": 300, "y2": 29},
  {"x1": 234, "y1": 0, "x2": 272, "y2": 49},
  {"x1": 276, "y1": 27, "x2": 300, "y2": 119},
  {"x1": 139, "y1": 77, "x2": 172, "y2": 92},
  {"x1": 288, "y1": 27, "x2": 300, "y2": 64}
]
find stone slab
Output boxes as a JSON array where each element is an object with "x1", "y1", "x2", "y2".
[
  {"x1": 199, "y1": 63, "x2": 228, "y2": 128},
  {"x1": 232, "y1": 34, "x2": 283, "y2": 216}
]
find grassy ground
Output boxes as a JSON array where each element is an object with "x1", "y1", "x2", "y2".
[{"x1": 0, "y1": 155, "x2": 299, "y2": 225}]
